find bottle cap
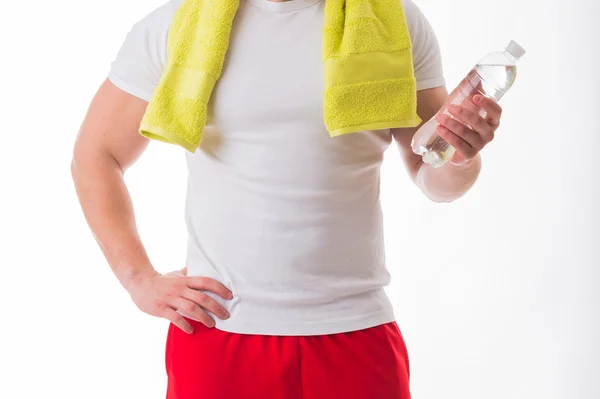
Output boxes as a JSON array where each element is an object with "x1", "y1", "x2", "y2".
[{"x1": 506, "y1": 40, "x2": 526, "y2": 60}]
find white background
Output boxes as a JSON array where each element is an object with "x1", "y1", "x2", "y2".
[{"x1": 0, "y1": 0, "x2": 598, "y2": 398}]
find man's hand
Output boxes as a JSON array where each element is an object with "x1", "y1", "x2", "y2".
[
  {"x1": 126, "y1": 267, "x2": 233, "y2": 334},
  {"x1": 393, "y1": 87, "x2": 487, "y2": 203},
  {"x1": 435, "y1": 94, "x2": 503, "y2": 166}
]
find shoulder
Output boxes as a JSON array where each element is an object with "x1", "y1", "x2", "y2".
[
  {"x1": 107, "y1": 0, "x2": 182, "y2": 101},
  {"x1": 401, "y1": 0, "x2": 446, "y2": 90}
]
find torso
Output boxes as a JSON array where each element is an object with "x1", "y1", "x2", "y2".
[{"x1": 109, "y1": 0, "x2": 446, "y2": 335}]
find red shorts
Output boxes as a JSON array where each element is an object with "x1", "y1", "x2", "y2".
[{"x1": 165, "y1": 318, "x2": 411, "y2": 399}]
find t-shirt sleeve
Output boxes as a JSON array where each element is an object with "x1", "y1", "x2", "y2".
[
  {"x1": 107, "y1": 2, "x2": 175, "y2": 102},
  {"x1": 404, "y1": 0, "x2": 446, "y2": 91}
]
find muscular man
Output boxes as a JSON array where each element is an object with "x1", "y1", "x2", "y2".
[{"x1": 72, "y1": 0, "x2": 503, "y2": 397}]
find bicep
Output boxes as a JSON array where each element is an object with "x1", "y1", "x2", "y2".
[
  {"x1": 73, "y1": 4, "x2": 172, "y2": 170},
  {"x1": 73, "y1": 79, "x2": 150, "y2": 172},
  {"x1": 392, "y1": 86, "x2": 449, "y2": 179}
]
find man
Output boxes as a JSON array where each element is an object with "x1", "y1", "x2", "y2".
[{"x1": 72, "y1": 0, "x2": 503, "y2": 398}]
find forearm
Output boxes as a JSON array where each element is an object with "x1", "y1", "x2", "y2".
[
  {"x1": 71, "y1": 152, "x2": 155, "y2": 290},
  {"x1": 415, "y1": 154, "x2": 482, "y2": 203}
]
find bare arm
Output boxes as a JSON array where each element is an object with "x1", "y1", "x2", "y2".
[
  {"x1": 393, "y1": 86, "x2": 503, "y2": 203},
  {"x1": 71, "y1": 79, "x2": 232, "y2": 333},
  {"x1": 71, "y1": 78, "x2": 151, "y2": 287}
]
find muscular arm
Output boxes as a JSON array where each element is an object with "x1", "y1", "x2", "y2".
[
  {"x1": 71, "y1": 78, "x2": 152, "y2": 289},
  {"x1": 392, "y1": 87, "x2": 482, "y2": 203},
  {"x1": 71, "y1": 79, "x2": 231, "y2": 333}
]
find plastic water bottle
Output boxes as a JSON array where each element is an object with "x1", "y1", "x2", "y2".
[{"x1": 411, "y1": 40, "x2": 526, "y2": 168}]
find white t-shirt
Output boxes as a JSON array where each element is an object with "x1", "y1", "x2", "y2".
[{"x1": 109, "y1": 0, "x2": 445, "y2": 336}]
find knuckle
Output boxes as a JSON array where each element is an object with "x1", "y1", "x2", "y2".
[
  {"x1": 177, "y1": 276, "x2": 189, "y2": 287},
  {"x1": 455, "y1": 141, "x2": 467, "y2": 153},
  {"x1": 470, "y1": 114, "x2": 481, "y2": 126},
  {"x1": 202, "y1": 316, "x2": 216, "y2": 328},
  {"x1": 454, "y1": 138, "x2": 468, "y2": 150},
  {"x1": 190, "y1": 276, "x2": 210, "y2": 289},
  {"x1": 152, "y1": 298, "x2": 166, "y2": 311},
  {"x1": 216, "y1": 306, "x2": 229, "y2": 319},
  {"x1": 446, "y1": 134, "x2": 458, "y2": 146},
  {"x1": 167, "y1": 313, "x2": 179, "y2": 324},
  {"x1": 175, "y1": 318, "x2": 188, "y2": 330},
  {"x1": 183, "y1": 302, "x2": 196, "y2": 313},
  {"x1": 197, "y1": 276, "x2": 210, "y2": 286},
  {"x1": 166, "y1": 284, "x2": 181, "y2": 297},
  {"x1": 195, "y1": 291, "x2": 208, "y2": 304},
  {"x1": 457, "y1": 144, "x2": 469, "y2": 155},
  {"x1": 164, "y1": 313, "x2": 174, "y2": 323}
]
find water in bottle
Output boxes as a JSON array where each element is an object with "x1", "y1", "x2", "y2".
[{"x1": 411, "y1": 40, "x2": 526, "y2": 168}]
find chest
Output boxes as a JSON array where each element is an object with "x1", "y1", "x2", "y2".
[{"x1": 207, "y1": 9, "x2": 325, "y2": 133}]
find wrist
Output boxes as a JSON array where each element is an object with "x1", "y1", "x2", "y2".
[{"x1": 120, "y1": 265, "x2": 159, "y2": 292}]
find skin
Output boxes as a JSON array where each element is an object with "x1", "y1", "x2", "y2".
[
  {"x1": 71, "y1": 77, "x2": 502, "y2": 334},
  {"x1": 393, "y1": 85, "x2": 502, "y2": 203}
]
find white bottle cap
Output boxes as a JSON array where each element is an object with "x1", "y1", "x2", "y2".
[{"x1": 506, "y1": 40, "x2": 526, "y2": 60}]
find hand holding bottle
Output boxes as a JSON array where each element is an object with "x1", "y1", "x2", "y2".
[
  {"x1": 435, "y1": 92, "x2": 503, "y2": 166},
  {"x1": 412, "y1": 40, "x2": 526, "y2": 167}
]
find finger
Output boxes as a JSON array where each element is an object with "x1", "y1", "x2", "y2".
[
  {"x1": 436, "y1": 114, "x2": 485, "y2": 150},
  {"x1": 173, "y1": 298, "x2": 216, "y2": 328},
  {"x1": 162, "y1": 308, "x2": 194, "y2": 334},
  {"x1": 187, "y1": 277, "x2": 233, "y2": 300},
  {"x1": 183, "y1": 288, "x2": 230, "y2": 320},
  {"x1": 460, "y1": 96, "x2": 482, "y2": 114},
  {"x1": 436, "y1": 125, "x2": 477, "y2": 160},
  {"x1": 474, "y1": 95, "x2": 502, "y2": 125},
  {"x1": 180, "y1": 266, "x2": 188, "y2": 275},
  {"x1": 446, "y1": 105, "x2": 493, "y2": 141},
  {"x1": 450, "y1": 152, "x2": 470, "y2": 166}
]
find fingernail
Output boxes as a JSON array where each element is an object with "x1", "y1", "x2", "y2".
[
  {"x1": 222, "y1": 311, "x2": 230, "y2": 319},
  {"x1": 227, "y1": 292, "x2": 233, "y2": 300},
  {"x1": 474, "y1": 95, "x2": 482, "y2": 104}
]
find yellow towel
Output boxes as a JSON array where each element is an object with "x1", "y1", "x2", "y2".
[{"x1": 140, "y1": 0, "x2": 421, "y2": 153}]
